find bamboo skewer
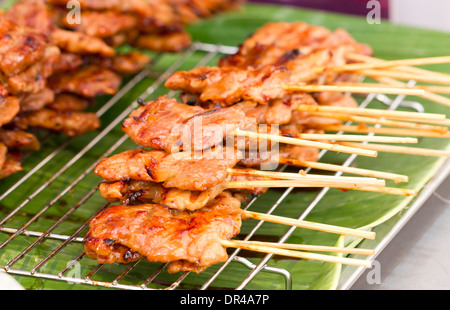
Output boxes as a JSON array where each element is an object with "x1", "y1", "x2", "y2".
[
  {"x1": 225, "y1": 179, "x2": 385, "y2": 190},
  {"x1": 282, "y1": 84, "x2": 425, "y2": 96},
  {"x1": 243, "y1": 210, "x2": 376, "y2": 240},
  {"x1": 225, "y1": 180, "x2": 415, "y2": 196},
  {"x1": 337, "y1": 186, "x2": 417, "y2": 196},
  {"x1": 280, "y1": 132, "x2": 418, "y2": 144},
  {"x1": 233, "y1": 129, "x2": 378, "y2": 157},
  {"x1": 359, "y1": 69, "x2": 450, "y2": 85},
  {"x1": 346, "y1": 52, "x2": 450, "y2": 81},
  {"x1": 227, "y1": 168, "x2": 386, "y2": 187},
  {"x1": 296, "y1": 104, "x2": 446, "y2": 121},
  {"x1": 317, "y1": 124, "x2": 450, "y2": 138},
  {"x1": 232, "y1": 240, "x2": 375, "y2": 255},
  {"x1": 334, "y1": 81, "x2": 450, "y2": 95},
  {"x1": 373, "y1": 76, "x2": 450, "y2": 108},
  {"x1": 221, "y1": 240, "x2": 373, "y2": 267},
  {"x1": 303, "y1": 110, "x2": 448, "y2": 134},
  {"x1": 276, "y1": 158, "x2": 409, "y2": 183},
  {"x1": 338, "y1": 142, "x2": 450, "y2": 157},
  {"x1": 318, "y1": 55, "x2": 450, "y2": 73}
]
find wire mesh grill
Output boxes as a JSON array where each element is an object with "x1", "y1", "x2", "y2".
[{"x1": 0, "y1": 42, "x2": 439, "y2": 290}]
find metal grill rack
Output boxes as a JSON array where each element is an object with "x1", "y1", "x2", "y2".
[{"x1": 0, "y1": 42, "x2": 448, "y2": 290}]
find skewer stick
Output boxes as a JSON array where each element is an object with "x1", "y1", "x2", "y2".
[
  {"x1": 339, "y1": 142, "x2": 450, "y2": 157},
  {"x1": 243, "y1": 210, "x2": 376, "y2": 240},
  {"x1": 277, "y1": 158, "x2": 409, "y2": 183},
  {"x1": 359, "y1": 69, "x2": 450, "y2": 85},
  {"x1": 318, "y1": 124, "x2": 450, "y2": 138},
  {"x1": 282, "y1": 84, "x2": 425, "y2": 96},
  {"x1": 282, "y1": 132, "x2": 418, "y2": 144},
  {"x1": 297, "y1": 104, "x2": 446, "y2": 121},
  {"x1": 318, "y1": 55, "x2": 450, "y2": 73},
  {"x1": 337, "y1": 186, "x2": 417, "y2": 196},
  {"x1": 221, "y1": 240, "x2": 372, "y2": 267},
  {"x1": 225, "y1": 179, "x2": 385, "y2": 189},
  {"x1": 226, "y1": 180, "x2": 416, "y2": 196},
  {"x1": 373, "y1": 76, "x2": 450, "y2": 108},
  {"x1": 233, "y1": 129, "x2": 378, "y2": 157},
  {"x1": 346, "y1": 52, "x2": 450, "y2": 80},
  {"x1": 232, "y1": 240, "x2": 375, "y2": 255},
  {"x1": 304, "y1": 110, "x2": 448, "y2": 134},
  {"x1": 334, "y1": 81, "x2": 450, "y2": 95},
  {"x1": 227, "y1": 168, "x2": 386, "y2": 187}
]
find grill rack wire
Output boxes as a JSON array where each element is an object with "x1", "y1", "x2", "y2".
[{"x1": 0, "y1": 41, "x2": 444, "y2": 290}]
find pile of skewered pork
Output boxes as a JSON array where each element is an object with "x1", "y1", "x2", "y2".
[
  {"x1": 0, "y1": 0, "x2": 241, "y2": 179},
  {"x1": 85, "y1": 22, "x2": 427, "y2": 274}
]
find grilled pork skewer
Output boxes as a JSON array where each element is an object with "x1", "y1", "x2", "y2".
[
  {"x1": 84, "y1": 191, "x2": 374, "y2": 273},
  {"x1": 83, "y1": 192, "x2": 244, "y2": 274}
]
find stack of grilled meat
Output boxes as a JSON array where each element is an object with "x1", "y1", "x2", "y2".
[
  {"x1": 84, "y1": 22, "x2": 374, "y2": 273},
  {"x1": 0, "y1": 0, "x2": 241, "y2": 179}
]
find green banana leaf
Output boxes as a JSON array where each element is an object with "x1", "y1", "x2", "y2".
[{"x1": 0, "y1": 2, "x2": 449, "y2": 290}]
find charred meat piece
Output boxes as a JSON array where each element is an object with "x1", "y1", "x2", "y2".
[
  {"x1": 19, "y1": 108, "x2": 100, "y2": 137},
  {"x1": 7, "y1": 46, "x2": 61, "y2": 94},
  {"x1": 132, "y1": 30, "x2": 191, "y2": 53},
  {"x1": 0, "y1": 151, "x2": 23, "y2": 179},
  {"x1": 61, "y1": 10, "x2": 137, "y2": 38},
  {"x1": 83, "y1": 191, "x2": 243, "y2": 273},
  {"x1": 166, "y1": 21, "x2": 372, "y2": 106},
  {"x1": 219, "y1": 22, "x2": 372, "y2": 69},
  {"x1": 85, "y1": 51, "x2": 151, "y2": 76},
  {"x1": 166, "y1": 48, "x2": 333, "y2": 106},
  {"x1": 46, "y1": 93, "x2": 90, "y2": 112},
  {"x1": 19, "y1": 87, "x2": 55, "y2": 112},
  {"x1": 99, "y1": 179, "x2": 226, "y2": 211},
  {"x1": 49, "y1": 65, "x2": 122, "y2": 98},
  {"x1": 50, "y1": 28, "x2": 115, "y2": 57},
  {"x1": 0, "y1": 13, "x2": 48, "y2": 77},
  {"x1": 94, "y1": 147, "x2": 242, "y2": 191},
  {"x1": 122, "y1": 96, "x2": 254, "y2": 153},
  {"x1": 0, "y1": 129, "x2": 40, "y2": 151},
  {"x1": 6, "y1": 0, "x2": 54, "y2": 38},
  {"x1": 0, "y1": 96, "x2": 20, "y2": 126}
]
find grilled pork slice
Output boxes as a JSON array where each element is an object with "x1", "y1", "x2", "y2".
[
  {"x1": 132, "y1": 30, "x2": 191, "y2": 53},
  {"x1": 18, "y1": 109, "x2": 100, "y2": 137},
  {"x1": 219, "y1": 22, "x2": 372, "y2": 69},
  {"x1": 7, "y1": 46, "x2": 61, "y2": 94},
  {"x1": 0, "y1": 96, "x2": 20, "y2": 126},
  {"x1": 50, "y1": 28, "x2": 115, "y2": 57},
  {"x1": 18, "y1": 87, "x2": 55, "y2": 112},
  {"x1": 94, "y1": 146, "x2": 242, "y2": 191},
  {"x1": 122, "y1": 95, "x2": 255, "y2": 153},
  {"x1": 0, "y1": 151, "x2": 23, "y2": 179},
  {"x1": 84, "y1": 191, "x2": 243, "y2": 273},
  {"x1": 0, "y1": 13, "x2": 48, "y2": 77},
  {"x1": 0, "y1": 129, "x2": 40, "y2": 151},
  {"x1": 48, "y1": 65, "x2": 122, "y2": 98},
  {"x1": 99, "y1": 179, "x2": 226, "y2": 211},
  {"x1": 46, "y1": 93, "x2": 90, "y2": 112}
]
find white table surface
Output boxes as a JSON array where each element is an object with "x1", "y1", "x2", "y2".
[{"x1": 351, "y1": 176, "x2": 450, "y2": 290}]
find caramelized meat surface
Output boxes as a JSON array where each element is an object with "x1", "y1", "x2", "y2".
[
  {"x1": 122, "y1": 96, "x2": 254, "y2": 153},
  {"x1": 0, "y1": 13, "x2": 48, "y2": 77},
  {"x1": 0, "y1": 129, "x2": 40, "y2": 151},
  {"x1": 99, "y1": 179, "x2": 226, "y2": 211},
  {"x1": 50, "y1": 28, "x2": 115, "y2": 57},
  {"x1": 0, "y1": 96, "x2": 20, "y2": 126},
  {"x1": 84, "y1": 191, "x2": 243, "y2": 273},
  {"x1": 49, "y1": 65, "x2": 122, "y2": 98},
  {"x1": 94, "y1": 147, "x2": 242, "y2": 191},
  {"x1": 20, "y1": 109, "x2": 100, "y2": 137}
]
